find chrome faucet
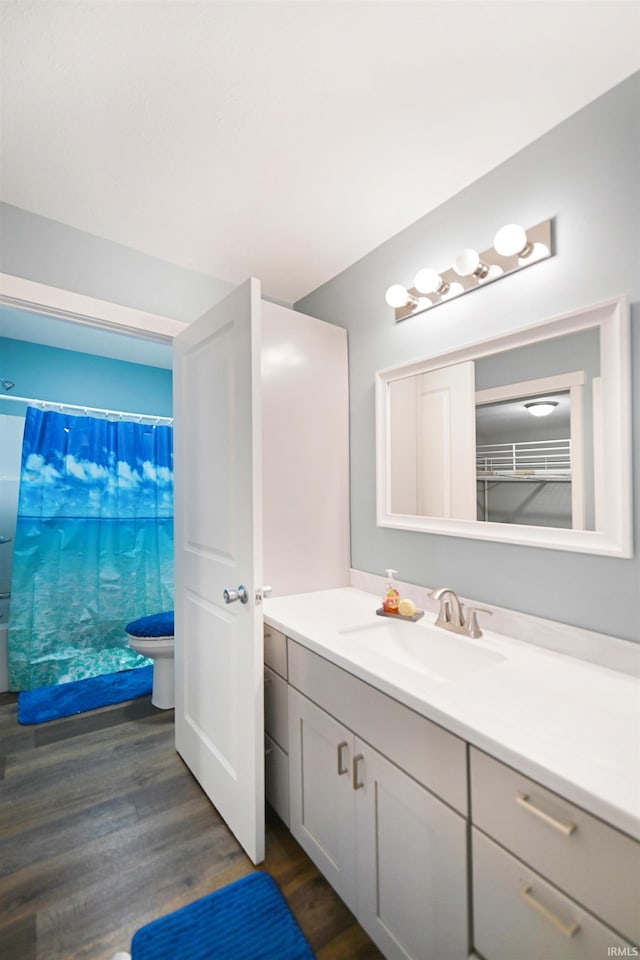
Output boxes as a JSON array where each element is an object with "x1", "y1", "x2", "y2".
[{"x1": 429, "y1": 587, "x2": 492, "y2": 639}]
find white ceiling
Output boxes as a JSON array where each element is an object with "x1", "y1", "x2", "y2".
[{"x1": 1, "y1": 1, "x2": 639, "y2": 310}]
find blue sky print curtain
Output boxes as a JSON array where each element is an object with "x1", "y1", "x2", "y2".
[{"x1": 8, "y1": 407, "x2": 174, "y2": 690}]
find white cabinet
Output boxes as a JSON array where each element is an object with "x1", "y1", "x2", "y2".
[
  {"x1": 288, "y1": 645, "x2": 468, "y2": 960},
  {"x1": 355, "y1": 737, "x2": 468, "y2": 960},
  {"x1": 264, "y1": 611, "x2": 639, "y2": 960},
  {"x1": 288, "y1": 687, "x2": 357, "y2": 909},
  {"x1": 470, "y1": 747, "x2": 640, "y2": 958},
  {"x1": 264, "y1": 625, "x2": 290, "y2": 826},
  {"x1": 260, "y1": 301, "x2": 350, "y2": 598}
]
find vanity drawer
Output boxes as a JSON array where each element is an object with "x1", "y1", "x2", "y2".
[
  {"x1": 264, "y1": 624, "x2": 287, "y2": 679},
  {"x1": 472, "y1": 828, "x2": 632, "y2": 960},
  {"x1": 470, "y1": 747, "x2": 640, "y2": 943},
  {"x1": 264, "y1": 665, "x2": 289, "y2": 751},
  {"x1": 265, "y1": 734, "x2": 289, "y2": 827},
  {"x1": 288, "y1": 639, "x2": 467, "y2": 814}
]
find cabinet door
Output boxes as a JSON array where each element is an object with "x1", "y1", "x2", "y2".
[
  {"x1": 288, "y1": 688, "x2": 357, "y2": 911},
  {"x1": 356, "y1": 740, "x2": 468, "y2": 960},
  {"x1": 265, "y1": 734, "x2": 289, "y2": 826}
]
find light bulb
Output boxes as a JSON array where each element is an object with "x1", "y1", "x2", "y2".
[
  {"x1": 524, "y1": 401, "x2": 558, "y2": 417},
  {"x1": 478, "y1": 264, "x2": 504, "y2": 284},
  {"x1": 441, "y1": 281, "x2": 464, "y2": 300},
  {"x1": 494, "y1": 223, "x2": 531, "y2": 258},
  {"x1": 453, "y1": 248, "x2": 489, "y2": 279},
  {"x1": 519, "y1": 241, "x2": 549, "y2": 265},
  {"x1": 385, "y1": 284, "x2": 413, "y2": 309},
  {"x1": 414, "y1": 268, "x2": 448, "y2": 296}
]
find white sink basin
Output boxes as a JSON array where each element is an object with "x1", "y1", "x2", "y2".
[{"x1": 338, "y1": 617, "x2": 505, "y2": 684}]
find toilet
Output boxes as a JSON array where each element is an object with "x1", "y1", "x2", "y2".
[{"x1": 125, "y1": 610, "x2": 175, "y2": 710}]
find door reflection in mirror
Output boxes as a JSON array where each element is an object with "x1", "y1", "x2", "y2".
[{"x1": 389, "y1": 360, "x2": 476, "y2": 520}]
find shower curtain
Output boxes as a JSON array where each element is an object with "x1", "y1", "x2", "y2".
[{"x1": 8, "y1": 407, "x2": 174, "y2": 690}]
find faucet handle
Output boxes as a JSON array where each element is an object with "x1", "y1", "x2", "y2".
[{"x1": 464, "y1": 607, "x2": 492, "y2": 639}]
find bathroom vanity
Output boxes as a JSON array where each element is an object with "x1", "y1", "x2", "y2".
[{"x1": 263, "y1": 587, "x2": 640, "y2": 960}]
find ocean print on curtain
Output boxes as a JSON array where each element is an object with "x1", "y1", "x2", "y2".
[{"x1": 8, "y1": 407, "x2": 174, "y2": 690}]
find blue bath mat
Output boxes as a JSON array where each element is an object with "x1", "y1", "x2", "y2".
[
  {"x1": 17, "y1": 665, "x2": 154, "y2": 725},
  {"x1": 131, "y1": 871, "x2": 315, "y2": 960}
]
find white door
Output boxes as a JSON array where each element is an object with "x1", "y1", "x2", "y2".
[
  {"x1": 416, "y1": 360, "x2": 476, "y2": 520},
  {"x1": 173, "y1": 278, "x2": 265, "y2": 864}
]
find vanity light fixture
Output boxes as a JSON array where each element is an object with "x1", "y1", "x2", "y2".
[
  {"x1": 524, "y1": 400, "x2": 558, "y2": 417},
  {"x1": 385, "y1": 217, "x2": 553, "y2": 322},
  {"x1": 1, "y1": 378, "x2": 15, "y2": 391}
]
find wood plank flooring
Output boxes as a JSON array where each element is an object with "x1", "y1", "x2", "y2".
[{"x1": 0, "y1": 691, "x2": 384, "y2": 960}]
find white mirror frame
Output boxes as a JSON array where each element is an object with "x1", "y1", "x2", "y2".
[{"x1": 376, "y1": 295, "x2": 632, "y2": 557}]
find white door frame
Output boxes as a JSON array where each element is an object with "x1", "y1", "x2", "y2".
[{"x1": 0, "y1": 273, "x2": 184, "y2": 341}]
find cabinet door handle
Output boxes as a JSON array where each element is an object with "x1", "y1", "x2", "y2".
[
  {"x1": 520, "y1": 884, "x2": 580, "y2": 938},
  {"x1": 516, "y1": 792, "x2": 577, "y2": 836},
  {"x1": 353, "y1": 754, "x2": 364, "y2": 790},
  {"x1": 337, "y1": 741, "x2": 349, "y2": 776}
]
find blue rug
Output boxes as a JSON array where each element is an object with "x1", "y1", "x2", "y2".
[
  {"x1": 131, "y1": 871, "x2": 315, "y2": 960},
  {"x1": 17, "y1": 666, "x2": 154, "y2": 725}
]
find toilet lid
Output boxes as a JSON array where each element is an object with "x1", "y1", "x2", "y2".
[{"x1": 125, "y1": 610, "x2": 175, "y2": 638}]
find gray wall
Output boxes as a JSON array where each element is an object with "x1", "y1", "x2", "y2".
[
  {"x1": 296, "y1": 73, "x2": 640, "y2": 643},
  {"x1": 0, "y1": 202, "x2": 235, "y2": 322}
]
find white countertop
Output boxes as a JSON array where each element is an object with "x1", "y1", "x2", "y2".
[{"x1": 264, "y1": 587, "x2": 640, "y2": 839}]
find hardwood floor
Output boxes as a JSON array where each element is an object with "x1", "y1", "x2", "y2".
[{"x1": 0, "y1": 691, "x2": 384, "y2": 960}]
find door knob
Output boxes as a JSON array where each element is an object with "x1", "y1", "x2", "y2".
[{"x1": 223, "y1": 585, "x2": 248, "y2": 604}]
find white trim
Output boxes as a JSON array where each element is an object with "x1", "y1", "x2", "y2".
[
  {"x1": 0, "y1": 273, "x2": 186, "y2": 341},
  {"x1": 376, "y1": 295, "x2": 633, "y2": 558},
  {"x1": 475, "y1": 370, "x2": 585, "y2": 406},
  {"x1": 568, "y1": 383, "x2": 585, "y2": 530}
]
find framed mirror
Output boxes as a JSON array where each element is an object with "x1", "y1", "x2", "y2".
[{"x1": 376, "y1": 296, "x2": 632, "y2": 556}]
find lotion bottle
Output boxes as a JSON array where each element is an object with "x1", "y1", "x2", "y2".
[{"x1": 382, "y1": 569, "x2": 400, "y2": 614}]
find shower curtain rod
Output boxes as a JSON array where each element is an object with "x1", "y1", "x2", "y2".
[{"x1": 0, "y1": 394, "x2": 173, "y2": 425}]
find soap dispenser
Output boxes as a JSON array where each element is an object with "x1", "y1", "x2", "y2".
[{"x1": 382, "y1": 569, "x2": 400, "y2": 614}]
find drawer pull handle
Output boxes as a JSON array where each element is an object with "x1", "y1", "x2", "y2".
[
  {"x1": 520, "y1": 884, "x2": 581, "y2": 938},
  {"x1": 337, "y1": 741, "x2": 349, "y2": 776},
  {"x1": 353, "y1": 754, "x2": 364, "y2": 790},
  {"x1": 516, "y1": 792, "x2": 577, "y2": 836},
  {"x1": 264, "y1": 632, "x2": 272, "y2": 639}
]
